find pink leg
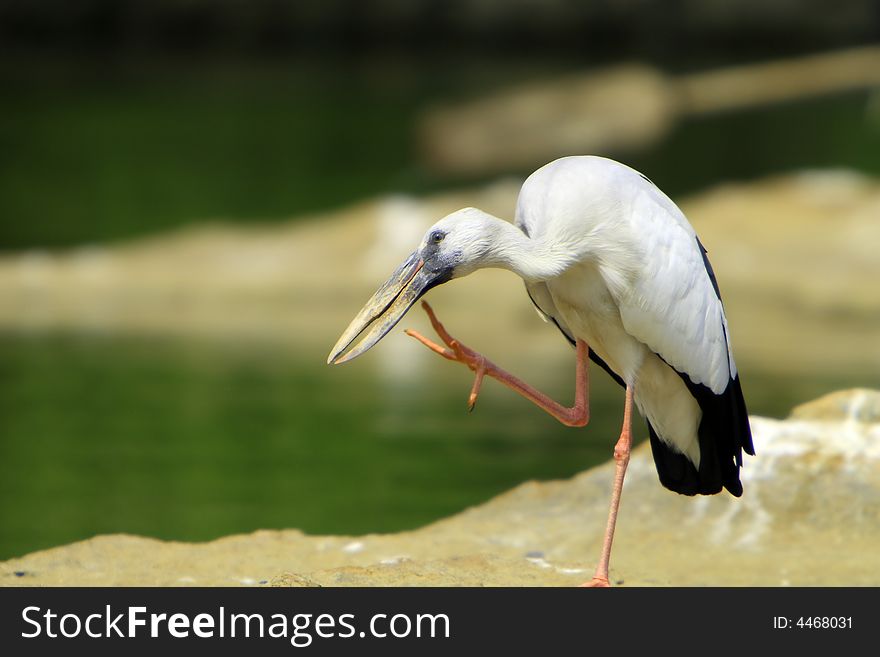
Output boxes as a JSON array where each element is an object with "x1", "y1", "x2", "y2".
[
  {"x1": 580, "y1": 385, "x2": 634, "y2": 587},
  {"x1": 405, "y1": 301, "x2": 589, "y2": 427}
]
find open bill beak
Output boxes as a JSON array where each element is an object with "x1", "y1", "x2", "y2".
[{"x1": 327, "y1": 251, "x2": 440, "y2": 365}]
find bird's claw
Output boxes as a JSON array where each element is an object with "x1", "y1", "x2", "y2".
[
  {"x1": 578, "y1": 576, "x2": 611, "y2": 588},
  {"x1": 467, "y1": 357, "x2": 487, "y2": 411},
  {"x1": 405, "y1": 301, "x2": 488, "y2": 411}
]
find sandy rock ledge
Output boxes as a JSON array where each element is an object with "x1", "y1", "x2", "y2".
[{"x1": 3, "y1": 389, "x2": 878, "y2": 587}]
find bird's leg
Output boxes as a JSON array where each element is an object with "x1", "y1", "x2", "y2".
[
  {"x1": 580, "y1": 384, "x2": 635, "y2": 588},
  {"x1": 404, "y1": 301, "x2": 589, "y2": 427}
]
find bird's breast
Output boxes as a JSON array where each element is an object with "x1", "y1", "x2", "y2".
[{"x1": 548, "y1": 262, "x2": 647, "y2": 385}]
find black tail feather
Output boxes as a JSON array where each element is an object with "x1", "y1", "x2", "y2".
[
  {"x1": 649, "y1": 374, "x2": 753, "y2": 497},
  {"x1": 648, "y1": 422, "x2": 704, "y2": 496}
]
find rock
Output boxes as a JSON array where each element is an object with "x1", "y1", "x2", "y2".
[
  {"x1": 418, "y1": 47, "x2": 880, "y2": 174},
  {"x1": 419, "y1": 66, "x2": 678, "y2": 174},
  {"x1": 3, "y1": 389, "x2": 879, "y2": 586},
  {"x1": 790, "y1": 388, "x2": 880, "y2": 423}
]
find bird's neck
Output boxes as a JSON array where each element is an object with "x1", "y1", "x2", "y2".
[{"x1": 476, "y1": 212, "x2": 575, "y2": 282}]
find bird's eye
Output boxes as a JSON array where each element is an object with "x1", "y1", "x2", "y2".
[{"x1": 430, "y1": 230, "x2": 445, "y2": 244}]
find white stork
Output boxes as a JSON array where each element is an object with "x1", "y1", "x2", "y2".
[{"x1": 328, "y1": 155, "x2": 754, "y2": 586}]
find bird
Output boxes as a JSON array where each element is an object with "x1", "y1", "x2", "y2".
[{"x1": 327, "y1": 155, "x2": 754, "y2": 586}]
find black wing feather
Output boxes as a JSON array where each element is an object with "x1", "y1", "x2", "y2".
[{"x1": 649, "y1": 239, "x2": 754, "y2": 497}]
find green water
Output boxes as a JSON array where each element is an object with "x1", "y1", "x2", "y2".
[
  {"x1": 1, "y1": 333, "x2": 625, "y2": 559},
  {"x1": 2, "y1": 331, "x2": 874, "y2": 561}
]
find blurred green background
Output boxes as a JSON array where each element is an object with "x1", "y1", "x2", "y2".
[{"x1": 1, "y1": 1, "x2": 879, "y2": 560}]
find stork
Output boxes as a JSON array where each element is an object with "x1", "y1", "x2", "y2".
[{"x1": 327, "y1": 156, "x2": 754, "y2": 586}]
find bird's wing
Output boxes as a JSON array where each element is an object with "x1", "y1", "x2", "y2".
[
  {"x1": 525, "y1": 280, "x2": 627, "y2": 388},
  {"x1": 524, "y1": 281, "x2": 576, "y2": 345},
  {"x1": 606, "y1": 192, "x2": 736, "y2": 394}
]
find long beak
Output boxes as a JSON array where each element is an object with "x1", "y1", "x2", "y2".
[{"x1": 328, "y1": 251, "x2": 443, "y2": 365}]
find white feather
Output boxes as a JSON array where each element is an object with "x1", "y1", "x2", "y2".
[
  {"x1": 421, "y1": 155, "x2": 739, "y2": 465},
  {"x1": 518, "y1": 156, "x2": 736, "y2": 394}
]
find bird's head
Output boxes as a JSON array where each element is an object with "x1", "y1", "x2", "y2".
[{"x1": 327, "y1": 208, "x2": 496, "y2": 365}]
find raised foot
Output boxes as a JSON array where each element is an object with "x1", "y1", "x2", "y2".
[
  {"x1": 404, "y1": 301, "x2": 490, "y2": 410},
  {"x1": 404, "y1": 300, "x2": 590, "y2": 427},
  {"x1": 578, "y1": 576, "x2": 611, "y2": 588}
]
